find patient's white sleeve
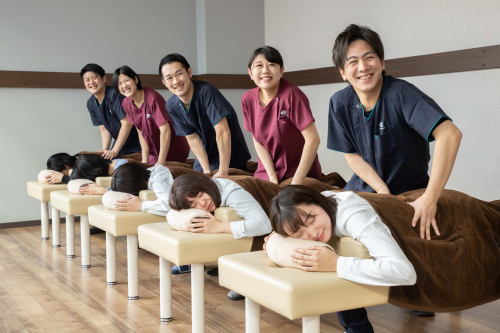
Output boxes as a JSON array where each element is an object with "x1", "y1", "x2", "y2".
[
  {"x1": 141, "y1": 164, "x2": 174, "y2": 216},
  {"x1": 329, "y1": 192, "x2": 417, "y2": 286},
  {"x1": 215, "y1": 179, "x2": 272, "y2": 239}
]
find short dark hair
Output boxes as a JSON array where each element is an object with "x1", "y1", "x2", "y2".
[
  {"x1": 158, "y1": 53, "x2": 191, "y2": 78},
  {"x1": 270, "y1": 185, "x2": 337, "y2": 237},
  {"x1": 248, "y1": 46, "x2": 284, "y2": 69},
  {"x1": 69, "y1": 154, "x2": 109, "y2": 182},
  {"x1": 80, "y1": 63, "x2": 105, "y2": 79},
  {"x1": 169, "y1": 174, "x2": 221, "y2": 211},
  {"x1": 332, "y1": 24, "x2": 386, "y2": 75},
  {"x1": 111, "y1": 163, "x2": 150, "y2": 196},
  {"x1": 47, "y1": 153, "x2": 78, "y2": 172},
  {"x1": 112, "y1": 66, "x2": 143, "y2": 96}
]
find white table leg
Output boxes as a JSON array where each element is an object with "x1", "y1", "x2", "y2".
[
  {"x1": 106, "y1": 232, "x2": 117, "y2": 285},
  {"x1": 302, "y1": 315, "x2": 320, "y2": 333},
  {"x1": 51, "y1": 207, "x2": 61, "y2": 248},
  {"x1": 80, "y1": 214, "x2": 91, "y2": 268},
  {"x1": 191, "y1": 263, "x2": 204, "y2": 333},
  {"x1": 246, "y1": 297, "x2": 261, "y2": 333},
  {"x1": 127, "y1": 235, "x2": 139, "y2": 300},
  {"x1": 41, "y1": 202, "x2": 49, "y2": 240},
  {"x1": 160, "y1": 257, "x2": 172, "y2": 322},
  {"x1": 66, "y1": 214, "x2": 75, "y2": 258}
]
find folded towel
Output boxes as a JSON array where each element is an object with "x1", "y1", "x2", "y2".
[
  {"x1": 38, "y1": 170, "x2": 57, "y2": 184},
  {"x1": 102, "y1": 191, "x2": 137, "y2": 210},
  {"x1": 266, "y1": 233, "x2": 334, "y2": 269},
  {"x1": 67, "y1": 179, "x2": 95, "y2": 194},
  {"x1": 166, "y1": 209, "x2": 209, "y2": 231}
]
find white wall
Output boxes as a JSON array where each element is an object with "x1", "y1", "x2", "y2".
[
  {"x1": 265, "y1": 0, "x2": 500, "y2": 201},
  {"x1": 1, "y1": 0, "x2": 263, "y2": 224}
]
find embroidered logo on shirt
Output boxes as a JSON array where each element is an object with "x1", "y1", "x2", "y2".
[
  {"x1": 147, "y1": 114, "x2": 152, "y2": 119},
  {"x1": 379, "y1": 122, "x2": 386, "y2": 130},
  {"x1": 109, "y1": 109, "x2": 113, "y2": 115},
  {"x1": 280, "y1": 110, "x2": 288, "y2": 119}
]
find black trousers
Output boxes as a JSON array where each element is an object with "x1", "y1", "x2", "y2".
[{"x1": 337, "y1": 307, "x2": 374, "y2": 333}]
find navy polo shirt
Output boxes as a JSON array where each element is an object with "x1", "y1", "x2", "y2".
[
  {"x1": 327, "y1": 75, "x2": 450, "y2": 195},
  {"x1": 166, "y1": 80, "x2": 251, "y2": 172},
  {"x1": 87, "y1": 85, "x2": 141, "y2": 156}
]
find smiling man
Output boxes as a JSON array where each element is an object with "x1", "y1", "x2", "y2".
[
  {"x1": 158, "y1": 54, "x2": 251, "y2": 177},
  {"x1": 327, "y1": 24, "x2": 462, "y2": 326},
  {"x1": 80, "y1": 63, "x2": 141, "y2": 160}
]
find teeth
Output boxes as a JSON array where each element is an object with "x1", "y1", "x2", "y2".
[{"x1": 360, "y1": 75, "x2": 372, "y2": 79}]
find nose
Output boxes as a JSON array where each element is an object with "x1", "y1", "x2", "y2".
[
  {"x1": 172, "y1": 76, "x2": 179, "y2": 85},
  {"x1": 262, "y1": 64, "x2": 270, "y2": 74},
  {"x1": 358, "y1": 58, "x2": 369, "y2": 71}
]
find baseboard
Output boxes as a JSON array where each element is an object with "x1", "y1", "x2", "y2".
[{"x1": 0, "y1": 216, "x2": 81, "y2": 230}]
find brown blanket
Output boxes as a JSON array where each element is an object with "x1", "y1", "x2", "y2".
[{"x1": 217, "y1": 175, "x2": 500, "y2": 312}]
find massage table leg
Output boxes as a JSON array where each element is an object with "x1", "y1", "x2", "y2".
[
  {"x1": 106, "y1": 232, "x2": 117, "y2": 285},
  {"x1": 80, "y1": 214, "x2": 91, "y2": 268},
  {"x1": 160, "y1": 257, "x2": 173, "y2": 322},
  {"x1": 127, "y1": 235, "x2": 139, "y2": 300},
  {"x1": 66, "y1": 214, "x2": 75, "y2": 258},
  {"x1": 302, "y1": 316, "x2": 320, "y2": 333},
  {"x1": 41, "y1": 202, "x2": 49, "y2": 240},
  {"x1": 192, "y1": 263, "x2": 205, "y2": 333},
  {"x1": 246, "y1": 298, "x2": 261, "y2": 333},
  {"x1": 51, "y1": 207, "x2": 61, "y2": 248}
]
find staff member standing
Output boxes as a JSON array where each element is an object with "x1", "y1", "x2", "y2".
[
  {"x1": 159, "y1": 53, "x2": 251, "y2": 176},
  {"x1": 80, "y1": 63, "x2": 141, "y2": 159},
  {"x1": 113, "y1": 66, "x2": 190, "y2": 165},
  {"x1": 242, "y1": 46, "x2": 321, "y2": 185},
  {"x1": 327, "y1": 24, "x2": 462, "y2": 326}
]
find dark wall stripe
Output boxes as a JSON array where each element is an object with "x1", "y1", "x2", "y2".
[{"x1": 1, "y1": 45, "x2": 500, "y2": 89}]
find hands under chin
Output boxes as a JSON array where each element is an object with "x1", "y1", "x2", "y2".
[
  {"x1": 79, "y1": 184, "x2": 108, "y2": 195},
  {"x1": 115, "y1": 195, "x2": 142, "y2": 212},
  {"x1": 46, "y1": 171, "x2": 63, "y2": 184},
  {"x1": 187, "y1": 212, "x2": 228, "y2": 234},
  {"x1": 290, "y1": 245, "x2": 338, "y2": 272}
]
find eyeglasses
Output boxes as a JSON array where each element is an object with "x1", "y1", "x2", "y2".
[{"x1": 83, "y1": 75, "x2": 98, "y2": 83}]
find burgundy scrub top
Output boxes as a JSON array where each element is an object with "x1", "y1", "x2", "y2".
[
  {"x1": 242, "y1": 79, "x2": 321, "y2": 182},
  {"x1": 122, "y1": 87, "x2": 190, "y2": 164}
]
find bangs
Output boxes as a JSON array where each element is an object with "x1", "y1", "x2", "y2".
[{"x1": 273, "y1": 206, "x2": 309, "y2": 237}]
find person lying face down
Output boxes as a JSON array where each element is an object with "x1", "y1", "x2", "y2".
[
  {"x1": 111, "y1": 163, "x2": 272, "y2": 239},
  {"x1": 267, "y1": 185, "x2": 416, "y2": 286},
  {"x1": 45, "y1": 153, "x2": 79, "y2": 184}
]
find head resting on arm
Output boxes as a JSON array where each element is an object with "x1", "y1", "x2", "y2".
[
  {"x1": 270, "y1": 185, "x2": 338, "y2": 243},
  {"x1": 169, "y1": 174, "x2": 221, "y2": 212},
  {"x1": 69, "y1": 154, "x2": 109, "y2": 182},
  {"x1": 111, "y1": 162, "x2": 150, "y2": 196}
]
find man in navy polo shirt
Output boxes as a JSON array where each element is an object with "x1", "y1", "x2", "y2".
[
  {"x1": 327, "y1": 24, "x2": 462, "y2": 329},
  {"x1": 80, "y1": 63, "x2": 141, "y2": 160},
  {"x1": 158, "y1": 54, "x2": 251, "y2": 177}
]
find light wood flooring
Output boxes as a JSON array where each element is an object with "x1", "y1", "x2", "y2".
[{"x1": 0, "y1": 224, "x2": 499, "y2": 333}]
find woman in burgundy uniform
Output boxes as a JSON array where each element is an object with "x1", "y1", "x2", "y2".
[
  {"x1": 242, "y1": 46, "x2": 321, "y2": 185},
  {"x1": 113, "y1": 66, "x2": 190, "y2": 165}
]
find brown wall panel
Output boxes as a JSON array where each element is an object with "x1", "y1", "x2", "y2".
[{"x1": 1, "y1": 44, "x2": 500, "y2": 89}]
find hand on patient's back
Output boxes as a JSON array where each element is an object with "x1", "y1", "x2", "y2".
[
  {"x1": 188, "y1": 212, "x2": 223, "y2": 234},
  {"x1": 79, "y1": 184, "x2": 108, "y2": 195},
  {"x1": 115, "y1": 195, "x2": 142, "y2": 211},
  {"x1": 212, "y1": 168, "x2": 229, "y2": 178},
  {"x1": 409, "y1": 194, "x2": 440, "y2": 240},
  {"x1": 290, "y1": 245, "x2": 338, "y2": 272},
  {"x1": 100, "y1": 149, "x2": 118, "y2": 160},
  {"x1": 263, "y1": 231, "x2": 276, "y2": 253}
]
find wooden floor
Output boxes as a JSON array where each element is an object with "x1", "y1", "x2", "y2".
[{"x1": 0, "y1": 225, "x2": 499, "y2": 333}]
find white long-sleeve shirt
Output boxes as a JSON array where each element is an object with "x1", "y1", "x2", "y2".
[
  {"x1": 141, "y1": 164, "x2": 272, "y2": 239},
  {"x1": 326, "y1": 191, "x2": 417, "y2": 287}
]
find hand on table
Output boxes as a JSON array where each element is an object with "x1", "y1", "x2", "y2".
[
  {"x1": 290, "y1": 245, "x2": 339, "y2": 272},
  {"x1": 115, "y1": 195, "x2": 142, "y2": 212},
  {"x1": 46, "y1": 171, "x2": 63, "y2": 184},
  {"x1": 79, "y1": 184, "x2": 108, "y2": 195},
  {"x1": 409, "y1": 193, "x2": 440, "y2": 240}
]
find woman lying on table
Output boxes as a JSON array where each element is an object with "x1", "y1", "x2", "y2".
[
  {"x1": 266, "y1": 185, "x2": 416, "y2": 333},
  {"x1": 110, "y1": 163, "x2": 271, "y2": 294}
]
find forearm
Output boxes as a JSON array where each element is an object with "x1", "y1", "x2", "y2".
[
  {"x1": 111, "y1": 121, "x2": 133, "y2": 154},
  {"x1": 345, "y1": 153, "x2": 389, "y2": 193},
  {"x1": 292, "y1": 139, "x2": 320, "y2": 184},
  {"x1": 216, "y1": 130, "x2": 231, "y2": 171},
  {"x1": 187, "y1": 133, "x2": 211, "y2": 172},
  {"x1": 254, "y1": 138, "x2": 277, "y2": 179},
  {"x1": 157, "y1": 125, "x2": 171, "y2": 165},
  {"x1": 137, "y1": 130, "x2": 150, "y2": 163},
  {"x1": 100, "y1": 127, "x2": 112, "y2": 150}
]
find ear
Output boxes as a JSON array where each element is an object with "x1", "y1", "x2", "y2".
[
  {"x1": 134, "y1": 76, "x2": 139, "y2": 85},
  {"x1": 102, "y1": 75, "x2": 107, "y2": 84},
  {"x1": 161, "y1": 78, "x2": 168, "y2": 88},
  {"x1": 280, "y1": 66, "x2": 285, "y2": 77},
  {"x1": 188, "y1": 67, "x2": 193, "y2": 79},
  {"x1": 381, "y1": 59, "x2": 385, "y2": 71},
  {"x1": 339, "y1": 68, "x2": 347, "y2": 81},
  {"x1": 248, "y1": 68, "x2": 253, "y2": 80}
]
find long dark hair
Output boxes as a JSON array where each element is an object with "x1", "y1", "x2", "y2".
[
  {"x1": 47, "y1": 153, "x2": 78, "y2": 172},
  {"x1": 270, "y1": 185, "x2": 337, "y2": 237},
  {"x1": 69, "y1": 154, "x2": 109, "y2": 182},
  {"x1": 111, "y1": 162, "x2": 150, "y2": 196},
  {"x1": 169, "y1": 174, "x2": 221, "y2": 211}
]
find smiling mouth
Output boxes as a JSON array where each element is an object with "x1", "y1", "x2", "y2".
[
  {"x1": 260, "y1": 76, "x2": 272, "y2": 81},
  {"x1": 89, "y1": 85, "x2": 97, "y2": 89},
  {"x1": 317, "y1": 230, "x2": 324, "y2": 242},
  {"x1": 358, "y1": 74, "x2": 373, "y2": 80},
  {"x1": 174, "y1": 84, "x2": 184, "y2": 91},
  {"x1": 122, "y1": 88, "x2": 131, "y2": 94}
]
